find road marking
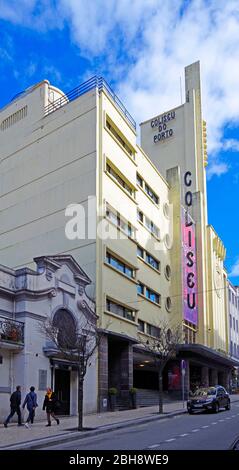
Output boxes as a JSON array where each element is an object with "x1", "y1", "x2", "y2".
[
  {"x1": 192, "y1": 429, "x2": 199, "y2": 432},
  {"x1": 225, "y1": 417, "x2": 231, "y2": 420},
  {"x1": 211, "y1": 422, "x2": 217, "y2": 425},
  {"x1": 180, "y1": 433, "x2": 188, "y2": 437},
  {"x1": 202, "y1": 425, "x2": 209, "y2": 428},
  {"x1": 148, "y1": 444, "x2": 160, "y2": 448},
  {"x1": 165, "y1": 438, "x2": 175, "y2": 442},
  {"x1": 232, "y1": 415, "x2": 236, "y2": 418},
  {"x1": 218, "y1": 419, "x2": 225, "y2": 422}
]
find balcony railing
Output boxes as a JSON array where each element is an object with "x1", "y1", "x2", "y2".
[
  {"x1": 0, "y1": 317, "x2": 24, "y2": 345},
  {"x1": 44, "y1": 76, "x2": 136, "y2": 130}
]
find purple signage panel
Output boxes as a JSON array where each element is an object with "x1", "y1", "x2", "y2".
[{"x1": 182, "y1": 207, "x2": 198, "y2": 326}]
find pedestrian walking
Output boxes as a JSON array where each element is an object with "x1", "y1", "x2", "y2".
[
  {"x1": 42, "y1": 387, "x2": 60, "y2": 426},
  {"x1": 22, "y1": 386, "x2": 38, "y2": 428},
  {"x1": 4, "y1": 385, "x2": 22, "y2": 428}
]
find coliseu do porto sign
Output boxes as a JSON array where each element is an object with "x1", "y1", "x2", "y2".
[
  {"x1": 182, "y1": 171, "x2": 198, "y2": 326},
  {"x1": 151, "y1": 111, "x2": 175, "y2": 143}
]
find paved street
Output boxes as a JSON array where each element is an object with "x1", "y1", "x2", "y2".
[{"x1": 45, "y1": 403, "x2": 239, "y2": 450}]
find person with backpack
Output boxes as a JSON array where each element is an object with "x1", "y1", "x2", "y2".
[
  {"x1": 22, "y1": 386, "x2": 38, "y2": 428},
  {"x1": 4, "y1": 385, "x2": 22, "y2": 428}
]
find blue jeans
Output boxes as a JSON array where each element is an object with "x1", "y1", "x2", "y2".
[
  {"x1": 5, "y1": 406, "x2": 22, "y2": 425},
  {"x1": 26, "y1": 408, "x2": 35, "y2": 423}
]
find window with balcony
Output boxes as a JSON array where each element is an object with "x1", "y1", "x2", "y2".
[
  {"x1": 146, "y1": 253, "x2": 159, "y2": 270},
  {"x1": 106, "y1": 162, "x2": 134, "y2": 197},
  {"x1": 136, "y1": 173, "x2": 159, "y2": 205},
  {"x1": 137, "y1": 283, "x2": 144, "y2": 295},
  {"x1": 106, "y1": 120, "x2": 134, "y2": 158},
  {"x1": 106, "y1": 251, "x2": 135, "y2": 279},
  {"x1": 106, "y1": 203, "x2": 135, "y2": 239},
  {"x1": 137, "y1": 283, "x2": 161, "y2": 305},
  {"x1": 146, "y1": 323, "x2": 161, "y2": 338},
  {"x1": 138, "y1": 319, "x2": 145, "y2": 332},
  {"x1": 106, "y1": 298, "x2": 136, "y2": 322}
]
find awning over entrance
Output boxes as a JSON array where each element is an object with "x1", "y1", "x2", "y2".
[
  {"x1": 50, "y1": 358, "x2": 78, "y2": 371},
  {"x1": 177, "y1": 344, "x2": 239, "y2": 368}
]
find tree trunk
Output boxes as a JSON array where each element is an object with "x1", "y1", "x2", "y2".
[
  {"x1": 78, "y1": 375, "x2": 84, "y2": 431},
  {"x1": 158, "y1": 370, "x2": 163, "y2": 414}
]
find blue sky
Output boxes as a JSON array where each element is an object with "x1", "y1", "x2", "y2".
[{"x1": 0, "y1": 0, "x2": 239, "y2": 284}]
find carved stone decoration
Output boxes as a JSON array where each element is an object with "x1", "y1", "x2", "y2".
[
  {"x1": 78, "y1": 286, "x2": 84, "y2": 296},
  {"x1": 46, "y1": 270, "x2": 53, "y2": 281},
  {"x1": 49, "y1": 289, "x2": 57, "y2": 297},
  {"x1": 63, "y1": 291, "x2": 69, "y2": 306},
  {"x1": 77, "y1": 299, "x2": 87, "y2": 310}
]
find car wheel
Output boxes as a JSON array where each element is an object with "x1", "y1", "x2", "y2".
[
  {"x1": 188, "y1": 409, "x2": 194, "y2": 415},
  {"x1": 214, "y1": 402, "x2": 219, "y2": 413},
  {"x1": 225, "y1": 401, "x2": 231, "y2": 411}
]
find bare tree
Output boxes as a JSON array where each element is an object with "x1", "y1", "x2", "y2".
[
  {"x1": 39, "y1": 313, "x2": 102, "y2": 431},
  {"x1": 138, "y1": 321, "x2": 183, "y2": 414}
]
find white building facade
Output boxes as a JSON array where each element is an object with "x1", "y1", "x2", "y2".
[{"x1": 0, "y1": 255, "x2": 97, "y2": 422}]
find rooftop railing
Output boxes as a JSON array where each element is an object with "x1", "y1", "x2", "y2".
[
  {"x1": 44, "y1": 76, "x2": 136, "y2": 130},
  {"x1": 0, "y1": 316, "x2": 24, "y2": 345}
]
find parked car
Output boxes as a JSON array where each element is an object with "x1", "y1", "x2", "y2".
[{"x1": 187, "y1": 385, "x2": 230, "y2": 414}]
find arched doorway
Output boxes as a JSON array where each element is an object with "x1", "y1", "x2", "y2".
[{"x1": 52, "y1": 309, "x2": 77, "y2": 415}]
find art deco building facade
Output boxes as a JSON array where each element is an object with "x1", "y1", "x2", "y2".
[{"x1": 0, "y1": 61, "x2": 237, "y2": 415}]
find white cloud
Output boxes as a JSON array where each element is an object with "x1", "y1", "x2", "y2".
[
  {"x1": 223, "y1": 139, "x2": 239, "y2": 152},
  {"x1": 207, "y1": 162, "x2": 229, "y2": 180},
  {"x1": 230, "y1": 258, "x2": 239, "y2": 277},
  {"x1": 1, "y1": 1, "x2": 239, "y2": 178}
]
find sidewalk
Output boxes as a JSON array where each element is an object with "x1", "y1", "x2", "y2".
[{"x1": 1, "y1": 395, "x2": 239, "y2": 450}]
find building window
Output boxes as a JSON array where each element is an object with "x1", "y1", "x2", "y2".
[
  {"x1": 233, "y1": 317, "x2": 236, "y2": 331},
  {"x1": 137, "y1": 173, "x2": 143, "y2": 187},
  {"x1": 230, "y1": 314, "x2": 232, "y2": 328},
  {"x1": 165, "y1": 265, "x2": 171, "y2": 280},
  {"x1": 137, "y1": 245, "x2": 144, "y2": 258},
  {"x1": 137, "y1": 283, "x2": 144, "y2": 295},
  {"x1": 138, "y1": 283, "x2": 161, "y2": 305},
  {"x1": 145, "y1": 287, "x2": 160, "y2": 305},
  {"x1": 106, "y1": 120, "x2": 134, "y2": 158},
  {"x1": 106, "y1": 298, "x2": 136, "y2": 322},
  {"x1": 137, "y1": 209, "x2": 144, "y2": 223},
  {"x1": 106, "y1": 162, "x2": 134, "y2": 197},
  {"x1": 39, "y1": 370, "x2": 47, "y2": 391},
  {"x1": 165, "y1": 297, "x2": 172, "y2": 312},
  {"x1": 145, "y1": 183, "x2": 159, "y2": 205},
  {"x1": 236, "y1": 320, "x2": 238, "y2": 333},
  {"x1": 138, "y1": 320, "x2": 145, "y2": 332},
  {"x1": 145, "y1": 216, "x2": 160, "y2": 238},
  {"x1": 136, "y1": 173, "x2": 159, "y2": 205},
  {"x1": 146, "y1": 323, "x2": 161, "y2": 338},
  {"x1": 106, "y1": 203, "x2": 135, "y2": 238},
  {"x1": 106, "y1": 251, "x2": 135, "y2": 278},
  {"x1": 230, "y1": 340, "x2": 233, "y2": 354},
  {"x1": 146, "y1": 253, "x2": 159, "y2": 270}
]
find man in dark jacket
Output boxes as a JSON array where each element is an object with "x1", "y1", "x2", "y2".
[
  {"x1": 22, "y1": 386, "x2": 38, "y2": 427},
  {"x1": 4, "y1": 385, "x2": 22, "y2": 427}
]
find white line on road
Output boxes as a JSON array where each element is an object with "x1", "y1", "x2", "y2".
[
  {"x1": 165, "y1": 438, "x2": 175, "y2": 442},
  {"x1": 225, "y1": 417, "x2": 231, "y2": 420},
  {"x1": 218, "y1": 419, "x2": 225, "y2": 422},
  {"x1": 211, "y1": 422, "x2": 217, "y2": 425},
  {"x1": 148, "y1": 444, "x2": 160, "y2": 448},
  {"x1": 192, "y1": 429, "x2": 199, "y2": 432},
  {"x1": 202, "y1": 425, "x2": 209, "y2": 428},
  {"x1": 232, "y1": 415, "x2": 236, "y2": 418},
  {"x1": 180, "y1": 433, "x2": 188, "y2": 437}
]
